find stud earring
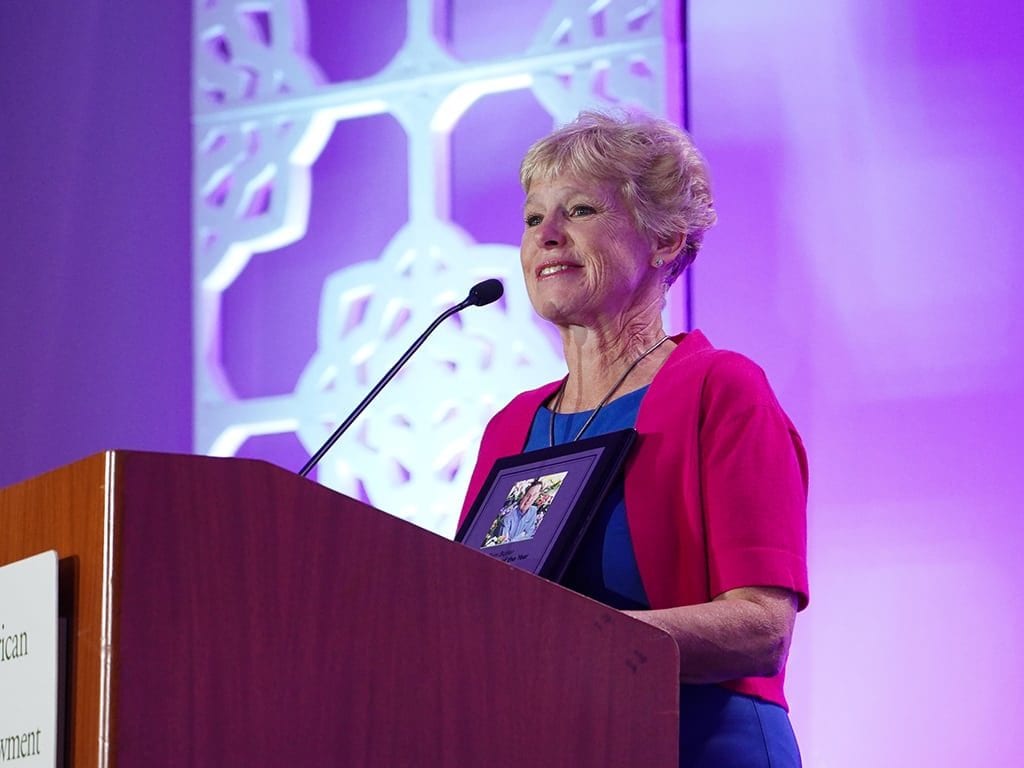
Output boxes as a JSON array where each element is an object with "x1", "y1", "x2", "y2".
[{"x1": 654, "y1": 258, "x2": 665, "y2": 267}]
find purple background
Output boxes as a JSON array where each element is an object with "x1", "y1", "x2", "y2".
[
  {"x1": 690, "y1": 2, "x2": 1024, "y2": 763},
  {"x1": 2, "y1": 2, "x2": 1022, "y2": 764},
  {"x1": 0, "y1": 1, "x2": 192, "y2": 488}
]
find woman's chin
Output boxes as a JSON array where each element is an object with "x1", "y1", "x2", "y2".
[
  {"x1": 533, "y1": 299, "x2": 579, "y2": 327},
  {"x1": 528, "y1": 286, "x2": 591, "y2": 324}
]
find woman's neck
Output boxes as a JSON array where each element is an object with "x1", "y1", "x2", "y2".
[{"x1": 555, "y1": 316, "x2": 675, "y2": 412}]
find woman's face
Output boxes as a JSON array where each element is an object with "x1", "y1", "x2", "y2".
[{"x1": 520, "y1": 174, "x2": 659, "y2": 329}]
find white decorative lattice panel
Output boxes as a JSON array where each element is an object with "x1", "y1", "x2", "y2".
[{"x1": 192, "y1": 0, "x2": 682, "y2": 536}]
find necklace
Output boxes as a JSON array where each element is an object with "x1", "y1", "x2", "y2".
[{"x1": 548, "y1": 335, "x2": 671, "y2": 446}]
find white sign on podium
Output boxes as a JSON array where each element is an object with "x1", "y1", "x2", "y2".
[{"x1": 0, "y1": 550, "x2": 57, "y2": 766}]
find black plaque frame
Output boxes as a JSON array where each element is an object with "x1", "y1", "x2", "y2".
[{"x1": 456, "y1": 429, "x2": 637, "y2": 582}]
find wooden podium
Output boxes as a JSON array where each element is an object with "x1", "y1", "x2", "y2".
[{"x1": 0, "y1": 451, "x2": 679, "y2": 767}]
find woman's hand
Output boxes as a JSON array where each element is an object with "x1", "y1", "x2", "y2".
[{"x1": 623, "y1": 586, "x2": 798, "y2": 683}]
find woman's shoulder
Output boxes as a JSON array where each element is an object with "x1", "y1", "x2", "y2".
[
  {"x1": 476, "y1": 379, "x2": 561, "y2": 454},
  {"x1": 489, "y1": 379, "x2": 562, "y2": 422},
  {"x1": 660, "y1": 330, "x2": 766, "y2": 381},
  {"x1": 655, "y1": 331, "x2": 782, "y2": 410}
]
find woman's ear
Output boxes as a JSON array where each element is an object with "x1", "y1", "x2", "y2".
[{"x1": 651, "y1": 232, "x2": 686, "y2": 269}]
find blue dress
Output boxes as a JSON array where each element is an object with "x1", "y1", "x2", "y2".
[{"x1": 524, "y1": 387, "x2": 802, "y2": 768}]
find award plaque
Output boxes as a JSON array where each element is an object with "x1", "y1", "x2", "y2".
[{"x1": 456, "y1": 429, "x2": 637, "y2": 582}]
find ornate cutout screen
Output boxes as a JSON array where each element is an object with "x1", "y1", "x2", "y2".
[{"x1": 192, "y1": 0, "x2": 683, "y2": 535}]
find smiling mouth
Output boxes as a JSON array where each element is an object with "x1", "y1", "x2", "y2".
[{"x1": 537, "y1": 263, "x2": 578, "y2": 278}]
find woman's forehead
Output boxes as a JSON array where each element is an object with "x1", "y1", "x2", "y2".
[{"x1": 523, "y1": 174, "x2": 621, "y2": 206}]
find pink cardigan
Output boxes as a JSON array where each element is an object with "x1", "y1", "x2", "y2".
[{"x1": 460, "y1": 331, "x2": 809, "y2": 708}]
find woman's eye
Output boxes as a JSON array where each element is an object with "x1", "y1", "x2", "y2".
[
  {"x1": 570, "y1": 204, "x2": 596, "y2": 217},
  {"x1": 525, "y1": 213, "x2": 542, "y2": 227}
]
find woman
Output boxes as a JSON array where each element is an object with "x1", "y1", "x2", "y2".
[{"x1": 460, "y1": 110, "x2": 808, "y2": 767}]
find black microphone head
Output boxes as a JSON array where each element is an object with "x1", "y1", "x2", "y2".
[{"x1": 467, "y1": 278, "x2": 504, "y2": 307}]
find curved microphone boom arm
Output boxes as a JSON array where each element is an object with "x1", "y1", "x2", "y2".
[{"x1": 298, "y1": 279, "x2": 504, "y2": 478}]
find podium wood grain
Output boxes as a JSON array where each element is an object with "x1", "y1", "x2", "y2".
[{"x1": 1, "y1": 451, "x2": 679, "y2": 767}]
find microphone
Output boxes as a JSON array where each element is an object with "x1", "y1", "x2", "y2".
[
  {"x1": 298, "y1": 279, "x2": 505, "y2": 478},
  {"x1": 466, "y1": 278, "x2": 503, "y2": 307}
]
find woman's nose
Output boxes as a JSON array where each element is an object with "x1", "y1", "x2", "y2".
[{"x1": 537, "y1": 217, "x2": 565, "y2": 247}]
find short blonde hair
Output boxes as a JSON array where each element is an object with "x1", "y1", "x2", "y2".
[{"x1": 520, "y1": 110, "x2": 717, "y2": 285}]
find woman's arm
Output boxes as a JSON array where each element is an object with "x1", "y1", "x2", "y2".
[{"x1": 624, "y1": 586, "x2": 797, "y2": 683}]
